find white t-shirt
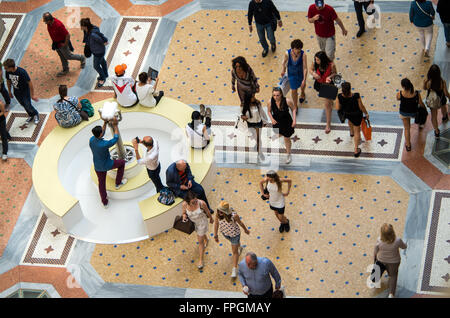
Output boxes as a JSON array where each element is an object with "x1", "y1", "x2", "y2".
[
  {"x1": 186, "y1": 123, "x2": 208, "y2": 149},
  {"x1": 267, "y1": 181, "x2": 285, "y2": 208},
  {"x1": 136, "y1": 140, "x2": 159, "y2": 170},
  {"x1": 240, "y1": 105, "x2": 262, "y2": 124},
  {"x1": 111, "y1": 75, "x2": 137, "y2": 107},
  {"x1": 136, "y1": 81, "x2": 156, "y2": 107}
]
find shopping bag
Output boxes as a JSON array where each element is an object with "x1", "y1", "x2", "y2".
[
  {"x1": 234, "y1": 116, "x2": 248, "y2": 133},
  {"x1": 361, "y1": 117, "x2": 372, "y2": 141},
  {"x1": 278, "y1": 75, "x2": 290, "y2": 97},
  {"x1": 173, "y1": 215, "x2": 195, "y2": 234}
]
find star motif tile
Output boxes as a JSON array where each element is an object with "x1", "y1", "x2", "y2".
[{"x1": 4, "y1": 112, "x2": 49, "y2": 144}]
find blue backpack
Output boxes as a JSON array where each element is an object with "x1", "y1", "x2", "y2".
[{"x1": 158, "y1": 187, "x2": 175, "y2": 205}]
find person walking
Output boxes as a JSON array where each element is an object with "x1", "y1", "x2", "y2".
[
  {"x1": 3, "y1": 59, "x2": 40, "y2": 126},
  {"x1": 437, "y1": 0, "x2": 450, "y2": 48},
  {"x1": 247, "y1": 0, "x2": 282, "y2": 57},
  {"x1": 423, "y1": 64, "x2": 449, "y2": 137},
  {"x1": 241, "y1": 92, "x2": 266, "y2": 161},
  {"x1": 53, "y1": 84, "x2": 88, "y2": 128},
  {"x1": 43, "y1": 12, "x2": 86, "y2": 77},
  {"x1": 310, "y1": 51, "x2": 337, "y2": 134},
  {"x1": 0, "y1": 62, "x2": 11, "y2": 112},
  {"x1": 89, "y1": 118, "x2": 127, "y2": 208},
  {"x1": 336, "y1": 82, "x2": 369, "y2": 157},
  {"x1": 281, "y1": 39, "x2": 308, "y2": 110},
  {"x1": 267, "y1": 87, "x2": 296, "y2": 164},
  {"x1": 0, "y1": 101, "x2": 11, "y2": 161},
  {"x1": 132, "y1": 135, "x2": 165, "y2": 193},
  {"x1": 238, "y1": 252, "x2": 282, "y2": 298},
  {"x1": 396, "y1": 78, "x2": 426, "y2": 151},
  {"x1": 166, "y1": 159, "x2": 214, "y2": 213},
  {"x1": 410, "y1": 0, "x2": 435, "y2": 57},
  {"x1": 260, "y1": 170, "x2": 291, "y2": 233},
  {"x1": 231, "y1": 56, "x2": 260, "y2": 105},
  {"x1": 373, "y1": 223, "x2": 407, "y2": 298},
  {"x1": 307, "y1": 0, "x2": 348, "y2": 61},
  {"x1": 353, "y1": 0, "x2": 374, "y2": 37},
  {"x1": 182, "y1": 191, "x2": 214, "y2": 269},
  {"x1": 80, "y1": 18, "x2": 109, "y2": 88},
  {"x1": 214, "y1": 201, "x2": 250, "y2": 278}
]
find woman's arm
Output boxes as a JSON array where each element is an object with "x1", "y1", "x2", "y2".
[
  {"x1": 287, "y1": 98, "x2": 296, "y2": 126},
  {"x1": 335, "y1": 96, "x2": 341, "y2": 110},
  {"x1": 357, "y1": 97, "x2": 369, "y2": 118},
  {"x1": 267, "y1": 101, "x2": 276, "y2": 124},
  {"x1": 182, "y1": 202, "x2": 188, "y2": 221},
  {"x1": 259, "y1": 177, "x2": 268, "y2": 193},
  {"x1": 417, "y1": 91, "x2": 426, "y2": 108},
  {"x1": 443, "y1": 80, "x2": 450, "y2": 99},
  {"x1": 283, "y1": 179, "x2": 292, "y2": 196},
  {"x1": 202, "y1": 125, "x2": 210, "y2": 140},
  {"x1": 234, "y1": 214, "x2": 250, "y2": 234},
  {"x1": 396, "y1": 91, "x2": 401, "y2": 101},
  {"x1": 302, "y1": 54, "x2": 308, "y2": 86},
  {"x1": 213, "y1": 213, "x2": 219, "y2": 242},
  {"x1": 201, "y1": 201, "x2": 213, "y2": 223},
  {"x1": 0, "y1": 101, "x2": 5, "y2": 117},
  {"x1": 281, "y1": 52, "x2": 288, "y2": 77},
  {"x1": 326, "y1": 63, "x2": 337, "y2": 83}
]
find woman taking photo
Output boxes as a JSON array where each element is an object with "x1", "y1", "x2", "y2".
[
  {"x1": 281, "y1": 39, "x2": 308, "y2": 110},
  {"x1": 373, "y1": 223, "x2": 407, "y2": 298},
  {"x1": 214, "y1": 201, "x2": 250, "y2": 278},
  {"x1": 53, "y1": 85, "x2": 88, "y2": 128},
  {"x1": 241, "y1": 92, "x2": 266, "y2": 161},
  {"x1": 182, "y1": 191, "x2": 214, "y2": 270},
  {"x1": 336, "y1": 82, "x2": 369, "y2": 157},
  {"x1": 310, "y1": 51, "x2": 337, "y2": 134},
  {"x1": 231, "y1": 56, "x2": 260, "y2": 105},
  {"x1": 260, "y1": 170, "x2": 292, "y2": 233},
  {"x1": 396, "y1": 78, "x2": 426, "y2": 151},
  {"x1": 267, "y1": 87, "x2": 296, "y2": 164},
  {"x1": 423, "y1": 64, "x2": 450, "y2": 137}
]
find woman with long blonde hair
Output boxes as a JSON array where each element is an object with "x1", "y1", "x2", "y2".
[
  {"x1": 260, "y1": 170, "x2": 292, "y2": 233},
  {"x1": 373, "y1": 223, "x2": 407, "y2": 298}
]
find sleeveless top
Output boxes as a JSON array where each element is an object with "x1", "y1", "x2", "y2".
[
  {"x1": 186, "y1": 123, "x2": 207, "y2": 148},
  {"x1": 338, "y1": 93, "x2": 362, "y2": 114},
  {"x1": 219, "y1": 212, "x2": 240, "y2": 237},
  {"x1": 267, "y1": 181, "x2": 285, "y2": 208},
  {"x1": 287, "y1": 49, "x2": 304, "y2": 81},
  {"x1": 399, "y1": 91, "x2": 419, "y2": 114},
  {"x1": 316, "y1": 62, "x2": 333, "y2": 83}
]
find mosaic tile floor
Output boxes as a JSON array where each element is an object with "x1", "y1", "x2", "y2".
[
  {"x1": 91, "y1": 167, "x2": 409, "y2": 298},
  {"x1": 159, "y1": 11, "x2": 437, "y2": 111}
]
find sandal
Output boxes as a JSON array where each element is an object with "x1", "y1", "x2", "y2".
[
  {"x1": 435, "y1": 129, "x2": 440, "y2": 138},
  {"x1": 325, "y1": 127, "x2": 331, "y2": 134},
  {"x1": 354, "y1": 148, "x2": 362, "y2": 158},
  {"x1": 405, "y1": 144, "x2": 411, "y2": 152},
  {"x1": 442, "y1": 115, "x2": 448, "y2": 123},
  {"x1": 299, "y1": 94, "x2": 305, "y2": 104}
]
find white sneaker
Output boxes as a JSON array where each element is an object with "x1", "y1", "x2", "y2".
[
  {"x1": 103, "y1": 201, "x2": 109, "y2": 209},
  {"x1": 115, "y1": 178, "x2": 128, "y2": 190},
  {"x1": 231, "y1": 267, "x2": 237, "y2": 278},
  {"x1": 285, "y1": 154, "x2": 292, "y2": 164},
  {"x1": 388, "y1": 293, "x2": 394, "y2": 298},
  {"x1": 34, "y1": 115, "x2": 40, "y2": 125},
  {"x1": 2, "y1": 154, "x2": 7, "y2": 161}
]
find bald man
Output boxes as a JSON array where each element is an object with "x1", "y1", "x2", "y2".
[
  {"x1": 165, "y1": 159, "x2": 214, "y2": 213},
  {"x1": 132, "y1": 135, "x2": 164, "y2": 193}
]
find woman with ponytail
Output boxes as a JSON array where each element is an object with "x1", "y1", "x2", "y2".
[{"x1": 53, "y1": 85, "x2": 88, "y2": 128}]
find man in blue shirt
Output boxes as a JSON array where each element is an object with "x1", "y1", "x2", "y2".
[
  {"x1": 238, "y1": 252, "x2": 282, "y2": 298},
  {"x1": 89, "y1": 118, "x2": 127, "y2": 208},
  {"x1": 3, "y1": 59, "x2": 40, "y2": 125}
]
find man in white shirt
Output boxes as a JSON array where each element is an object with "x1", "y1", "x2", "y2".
[
  {"x1": 111, "y1": 64, "x2": 138, "y2": 107},
  {"x1": 132, "y1": 135, "x2": 164, "y2": 193}
]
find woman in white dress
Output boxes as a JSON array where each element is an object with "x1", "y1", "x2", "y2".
[
  {"x1": 136, "y1": 72, "x2": 164, "y2": 107},
  {"x1": 182, "y1": 191, "x2": 214, "y2": 269},
  {"x1": 260, "y1": 170, "x2": 292, "y2": 233}
]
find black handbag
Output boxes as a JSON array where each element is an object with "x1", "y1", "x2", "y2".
[
  {"x1": 337, "y1": 108, "x2": 346, "y2": 123},
  {"x1": 173, "y1": 215, "x2": 195, "y2": 234},
  {"x1": 414, "y1": 106, "x2": 428, "y2": 125},
  {"x1": 84, "y1": 44, "x2": 92, "y2": 58},
  {"x1": 319, "y1": 83, "x2": 338, "y2": 100},
  {"x1": 261, "y1": 187, "x2": 269, "y2": 200}
]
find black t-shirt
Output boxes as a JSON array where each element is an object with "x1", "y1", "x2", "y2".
[
  {"x1": 6, "y1": 67, "x2": 30, "y2": 95},
  {"x1": 248, "y1": 0, "x2": 281, "y2": 25},
  {"x1": 338, "y1": 93, "x2": 361, "y2": 114}
]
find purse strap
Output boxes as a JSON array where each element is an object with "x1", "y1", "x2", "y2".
[
  {"x1": 415, "y1": 1, "x2": 433, "y2": 19},
  {"x1": 63, "y1": 98, "x2": 79, "y2": 111}
]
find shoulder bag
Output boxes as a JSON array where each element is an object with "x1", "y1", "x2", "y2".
[{"x1": 173, "y1": 215, "x2": 195, "y2": 234}]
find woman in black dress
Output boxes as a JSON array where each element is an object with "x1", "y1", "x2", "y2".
[
  {"x1": 336, "y1": 82, "x2": 369, "y2": 157},
  {"x1": 267, "y1": 87, "x2": 296, "y2": 164}
]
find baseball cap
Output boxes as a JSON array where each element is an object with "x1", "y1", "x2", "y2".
[
  {"x1": 315, "y1": 0, "x2": 324, "y2": 7},
  {"x1": 217, "y1": 201, "x2": 232, "y2": 215},
  {"x1": 114, "y1": 64, "x2": 127, "y2": 75}
]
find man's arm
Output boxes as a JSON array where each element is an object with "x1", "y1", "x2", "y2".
[
  {"x1": 6, "y1": 79, "x2": 12, "y2": 97},
  {"x1": 237, "y1": 264, "x2": 247, "y2": 289},
  {"x1": 248, "y1": 1, "x2": 254, "y2": 27},
  {"x1": 269, "y1": 0, "x2": 281, "y2": 21},
  {"x1": 268, "y1": 259, "x2": 282, "y2": 290},
  {"x1": 335, "y1": 17, "x2": 348, "y2": 36},
  {"x1": 166, "y1": 167, "x2": 180, "y2": 193},
  {"x1": 28, "y1": 80, "x2": 38, "y2": 102},
  {"x1": 185, "y1": 163, "x2": 194, "y2": 181}
]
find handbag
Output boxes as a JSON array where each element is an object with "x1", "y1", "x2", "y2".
[
  {"x1": 260, "y1": 187, "x2": 269, "y2": 200},
  {"x1": 158, "y1": 187, "x2": 175, "y2": 205},
  {"x1": 361, "y1": 117, "x2": 372, "y2": 141},
  {"x1": 318, "y1": 83, "x2": 338, "y2": 100},
  {"x1": 235, "y1": 115, "x2": 248, "y2": 133},
  {"x1": 278, "y1": 75, "x2": 290, "y2": 97},
  {"x1": 415, "y1": 106, "x2": 428, "y2": 125},
  {"x1": 337, "y1": 108, "x2": 346, "y2": 123},
  {"x1": 173, "y1": 215, "x2": 195, "y2": 235},
  {"x1": 84, "y1": 44, "x2": 92, "y2": 58},
  {"x1": 370, "y1": 259, "x2": 386, "y2": 283}
]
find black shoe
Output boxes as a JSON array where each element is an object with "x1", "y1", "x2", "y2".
[
  {"x1": 262, "y1": 49, "x2": 268, "y2": 58},
  {"x1": 279, "y1": 223, "x2": 285, "y2": 233},
  {"x1": 356, "y1": 29, "x2": 366, "y2": 38},
  {"x1": 435, "y1": 129, "x2": 440, "y2": 138},
  {"x1": 284, "y1": 220, "x2": 290, "y2": 232},
  {"x1": 271, "y1": 43, "x2": 276, "y2": 52},
  {"x1": 442, "y1": 115, "x2": 449, "y2": 122},
  {"x1": 354, "y1": 148, "x2": 362, "y2": 158}
]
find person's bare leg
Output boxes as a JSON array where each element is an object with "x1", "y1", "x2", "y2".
[
  {"x1": 353, "y1": 125, "x2": 361, "y2": 153},
  {"x1": 348, "y1": 121, "x2": 354, "y2": 137},
  {"x1": 275, "y1": 211, "x2": 287, "y2": 224},
  {"x1": 198, "y1": 235, "x2": 205, "y2": 268},
  {"x1": 440, "y1": 104, "x2": 448, "y2": 120},
  {"x1": 325, "y1": 99, "x2": 332, "y2": 133},
  {"x1": 291, "y1": 89, "x2": 299, "y2": 110},
  {"x1": 231, "y1": 244, "x2": 240, "y2": 268},
  {"x1": 402, "y1": 118, "x2": 411, "y2": 148},
  {"x1": 284, "y1": 137, "x2": 292, "y2": 155},
  {"x1": 430, "y1": 108, "x2": 438, "y2": 134}
]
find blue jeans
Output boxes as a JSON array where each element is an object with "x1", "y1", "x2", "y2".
[
  {"x1": 255, "y1": 22, "x2": 275, "y2": 51},
  {"x1": 14, "y1": 91, "x2": 38, "y2": 117},
  {"x1": 0, "y1": 82, "x2": 11, "y2": 105},
  {"x1": 0, "y1": 115, "x2": 11, "y2": 155},
  {"x1": 93, "y1": 54, "x2": 108, "y2": 81},
  {"x1": 146, "y1": 163, "x2": 164, "y2": 193},
  {"x1": 443, "y1": 22, "x2": 450, "y2": 43}
]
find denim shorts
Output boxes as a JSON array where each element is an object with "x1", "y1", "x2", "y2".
[{"x1": 223, "y1": 234, "x2": 241, "y2": 246}]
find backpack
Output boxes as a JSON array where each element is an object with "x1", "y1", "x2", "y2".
[
  {"x1": 158, "y1": 187, "x2": 175, "y2": 205},
  {"x1": 80, "y1": 98, "x2": 95, "y2": 117},
  {"x1": 426, "y1": 89, "x2": 441, "y2": 109}
]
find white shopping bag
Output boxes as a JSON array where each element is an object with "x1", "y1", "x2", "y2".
[
  {"x1": 278, "y1": 75, "x2": 290, "y2": 97},
  {"x1": 234, "y1": 116, "x2": 248, "y2": 134},
  {"x1": 366, "y1": 4, "x2": 381, "y2": 29}
]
